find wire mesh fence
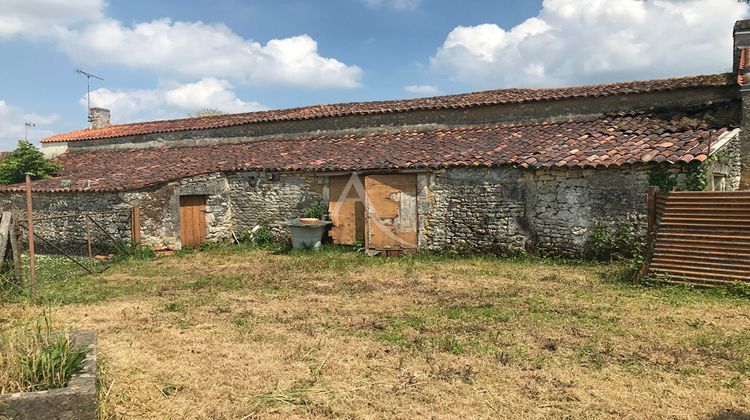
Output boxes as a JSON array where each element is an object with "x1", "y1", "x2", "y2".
[
  {"x1": 20, "y1": 209, "x2": 135, "y2": 257},
  {"x1": 0, "y1": 208, "x2": 141, "y2": 294}
]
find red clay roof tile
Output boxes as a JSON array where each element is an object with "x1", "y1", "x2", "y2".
[
  {"x1": 6, "y1": 112, "x2": 734, "y2": 193},
  {"x1": 41, "y1": 74, "x2": 734, "y2": 143}
]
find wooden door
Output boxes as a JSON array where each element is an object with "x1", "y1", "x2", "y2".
[
  {"x1": 179, "y1": 195, "x2": 207, "y2": 247},
  {"x1": 365, "y1": 174, "x2": 418, "y2": 251},
  {"x1": 328, "y1": 175, "x2": 365, "y2": 245}
]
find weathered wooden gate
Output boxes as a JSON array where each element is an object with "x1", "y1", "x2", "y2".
[
  {"x1": 365, "y1": 174, "x2": 418, "y2": 254},
  {"x1": 644, "y1": 188, "x2": 750, "y2": 286}
]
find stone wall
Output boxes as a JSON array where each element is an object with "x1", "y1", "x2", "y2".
[
  {"x1": 0, "y1": 171, "x2": 322, "y2": 253},
  {"x1": 127, "y1": 173, "x2": 233, "y2": 245},
  {"x1": 2, "y1": 142, "x2": 743, "y2": 256},
  {"x1": 418, "y1": 169, "x2": 527, "y2": 254},
  {"x1": 711, "y1": 134, "x2": 742, "y2": 191},
  {"x1": 418, "y1": 167, "x2": 651, "y2": 256},
  {"x1": 418, "y1": 153, "x2": 742, "y2": 257},
  {"x1": 227, "y1": 172, "x2": 324, "y2": 239},
  {"x1": 523, "y1": 166, "x2": 651, "y2": 256},
  {"x1": 0, "y1": 191, "x2": 132, "y2": 255}
]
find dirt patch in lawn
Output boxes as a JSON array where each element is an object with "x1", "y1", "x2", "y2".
[{"x1": 3, "y1": 247, "x2": 749, "y2": 419}]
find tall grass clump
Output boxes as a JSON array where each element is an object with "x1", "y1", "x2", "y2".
[{"x1": 0, "y1": 311, "x2": 86, "y2": 394}]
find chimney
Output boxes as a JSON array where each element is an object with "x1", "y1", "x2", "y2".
[
  {"x1": 89, "y1": 107, "x2": 110, "y2": 130},
  {"x1": 734, "y1": 20, "x2": 750, "y2": 189},
  {"x1": 734, "y1": 20, "x2": 750, "y2": 82}
]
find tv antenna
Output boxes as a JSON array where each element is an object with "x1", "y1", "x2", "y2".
[
  {"x1": 24, "y1": 122, "x2": 35, "y2": 141},
  {"x1": 75, "y1": 69, "x2": 103, "y2": 123}
]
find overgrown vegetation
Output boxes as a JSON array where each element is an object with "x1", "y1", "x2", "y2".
[
  {"x1": 2, "y1": 246, "x2": 748, "y2": 417},
  {"x1": 0, "y1": 311, "x2": 85, "y2": 393},
  {"x1": 246, "y1": 224, "x2": 276, "y2": 247},
  {"x1": 0, "y1": 140, "x2": 61, "y2": 185},
  {"x1": 650, "y1": 148, "x2": 733, "y2": 193},
  {"x1": 304, "y1": 202, "x2": 324, "y2": 219},
  {"x1": 587, "y1": 219, "x2": 639, "y2": 261},
  {"x1": 586, "y1": 219, "x2": 645, "y2": 282},
  {"x1": 648, "y1": 164, "x2": 677, "y2": 193},
  {"x1": 684, "y1": 149, "x2": 732, "y2": 191}
]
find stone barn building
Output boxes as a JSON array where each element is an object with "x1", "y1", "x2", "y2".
[{"x1": 4, "y1": 20, "x2": 750, "y2": 257}]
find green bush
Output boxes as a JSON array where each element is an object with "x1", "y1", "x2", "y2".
[
  {"x1": 649, "y1": 165, "x2": 677, "y2": 193},
  {"x1": 588, "y1": 219, "x2": 638, "y2": 261},
  {"x1": 0, "y1": 140, "x2": 60, "y2": 185},
  {"x1": 248, "y1": 225, "x2": 275, "y2": 247},
  {"x1": 304, "y1": 202, "x2": 324, "y2": 219}
]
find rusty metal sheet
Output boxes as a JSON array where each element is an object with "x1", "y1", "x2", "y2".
[{"x1": 646, "y1": 190, "x2": 750, "y2": 287}]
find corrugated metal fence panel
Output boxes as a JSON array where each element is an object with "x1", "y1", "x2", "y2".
[{"x1": 648, "y1": 191, "x2": 750, "y2": 287}]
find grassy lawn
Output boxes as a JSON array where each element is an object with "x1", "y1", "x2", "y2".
[{"x1": 1, "y1": 246, "x2": 749, "y2": 418}]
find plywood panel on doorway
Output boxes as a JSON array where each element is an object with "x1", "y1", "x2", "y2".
[
  {"x1": 328, "y1": 175, "x2": 366, "y2": 245},
  {"x1": 365, "y1": 174, "x2": 417, "y2": 251}
]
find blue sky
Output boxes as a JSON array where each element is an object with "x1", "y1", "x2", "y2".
[{"x1": 0, "y1": 0, "x2": 747, "y2": 149}]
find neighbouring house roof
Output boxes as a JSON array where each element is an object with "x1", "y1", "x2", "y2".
[
  {"x1": 41, "y1": 74, "x2": 734, "y2": 143},
  {"x1": 8, "y1": 112, "x2": 736, "y2": 193},
  {"x1": 739, "y1": 48, "x2": 750, "y2": 87}
]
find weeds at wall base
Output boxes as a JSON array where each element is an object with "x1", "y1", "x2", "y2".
[{"x1": 0, "y1": 310, "x2": 86, "y2": 394}]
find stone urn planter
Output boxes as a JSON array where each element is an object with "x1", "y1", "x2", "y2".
[{"x1": 281, "y1": 219, "x2": 332, "y2": 249}]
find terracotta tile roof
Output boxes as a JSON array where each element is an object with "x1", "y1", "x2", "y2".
[
  {"x1": 42, "y1": 74, "x2": 734, "y2": 143},
  {"x1": 739, "y1": 48, "x2": 750, "y2": 87},
  {"x1": 9, "y1": 112, "x2": 734, "y2": 193}
]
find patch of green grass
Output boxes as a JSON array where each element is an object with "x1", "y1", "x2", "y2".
[
  {"x1": 690, "y1": 331, "x2": 750, "y2": 369},
  {"x1": 432, "y1": 335, "x2": 466, "y2": 355},
  {"x1": 378, "y1": 330, "x2": 409, "y2": 346},
  {"x1": 163, "y1": 302, "x2": 182, "y2": 312},
  {"x1": 678, "y1": 366, "x2": 706, "y2": 376},
  {"x1": 234, "y1": 317, "x2": 251, "y2": 327},
  {"x1": 386, "y1": 314, "x2": 427, "y2": 332},
  {"x1": 108, "y1": 246, "x2": 156, "y2": 264},
  {"x1": 576, "y1": 343, "x2": 609, "y2": 370},
  {"x1": 445, "y1": 303, "x2": 511, "y2": 322}
]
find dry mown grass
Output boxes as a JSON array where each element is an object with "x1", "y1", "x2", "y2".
[{"x1": 1, "y1": 246, "x2": 749, "y2": 419}]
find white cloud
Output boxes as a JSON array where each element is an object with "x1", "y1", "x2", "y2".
[
  {"x1": 164, "y1": 78, "x2": 266, "y2": 114},
  {"x1": 84, "y1": 78, "x2": 267, "y2": 123},
  {"x1": 58, "y1": 18, "x2": 363, "y2": 89},
  {"x1": 0, "y1": 1, "x2": 362, "y2": 89},
  {"x1": 0, "y1": 100, "x2": 58, "y2": 149},
  {"x1": 430, "y1": 0, "x2": 749, "y2": 88},
  {"x1": 362, "y1": 0, "x2": 421, "y2": 10},
  {"x1": 404, "y1": 84, "x2": 441, "y2": 95},
  {"x1": 0, "y1": 0, "x2": 104, "y2": 39}
]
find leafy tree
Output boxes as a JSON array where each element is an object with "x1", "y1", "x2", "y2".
[
  {"x1": 0, "y1": 140, "x2": 60, "y2": 185},
  {"x1": 188, "y1": 108, "x2": 226, "y2": 118}
]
